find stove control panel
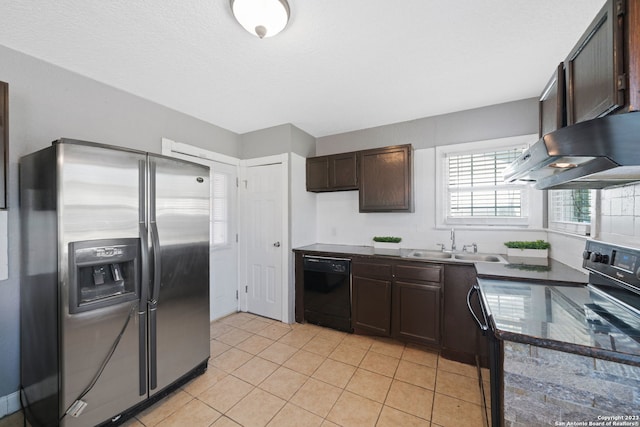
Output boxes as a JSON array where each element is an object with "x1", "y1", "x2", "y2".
[{"x1": 583, "y1": 241, "x2": 640, "y2": 289}]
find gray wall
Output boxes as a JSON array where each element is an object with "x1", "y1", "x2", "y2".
[
  {"x1": 240, "y1": 124, "x2": 315, "y2": 159},
  {"x1": 315, "y1": 98, "x2": 538, "y2": 154},
  {"x1": 0, "y1": 44, "x2": 239, "y2": 397}
]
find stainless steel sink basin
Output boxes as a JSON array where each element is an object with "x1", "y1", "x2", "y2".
[
  {"x1": 403, "y1": 249, "x2": 506, "y2": 263},
  {"x1": 454, "y1": 253, "x2": 507, "y2": 263},
  {"x1": 405, "y1": 250, "x2": 453, "y2": 259}
]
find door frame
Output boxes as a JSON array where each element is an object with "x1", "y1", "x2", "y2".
[
  {"x1": 161, "y1": 138, "x2": 241, "y2": 319},
  {"x1": 239, "y1": 154, "x2": 291, "y2": 323}
]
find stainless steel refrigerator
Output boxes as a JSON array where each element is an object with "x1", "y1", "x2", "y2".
[{"x1": 20, "y1": 139, "x2": 210, "y2": 427}]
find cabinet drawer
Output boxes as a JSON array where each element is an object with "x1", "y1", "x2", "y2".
[
  {"x1": 394, "y1": 263, "x2": 442, "y2": 283},
  {"x1": 352, "y1": 261, "x2": 393, "y2": 279}
]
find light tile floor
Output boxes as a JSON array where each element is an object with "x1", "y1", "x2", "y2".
[{"x1": 1, "y1": 312, "x2": 490, "y2": 427}]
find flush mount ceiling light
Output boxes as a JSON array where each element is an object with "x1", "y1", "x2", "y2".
[{"x1": 230, "y1": 0, "x2": 290, "y2": 39}]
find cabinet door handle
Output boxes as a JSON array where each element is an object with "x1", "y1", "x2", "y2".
[{"x1": 273, "y1": 241, "x2": 281, "y2": 247}]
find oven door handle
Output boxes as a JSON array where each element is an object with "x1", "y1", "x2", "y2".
[{"x1": 467, "y1": 284, "x2": 489, "y2": 334}]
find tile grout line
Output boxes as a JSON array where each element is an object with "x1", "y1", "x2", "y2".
[
  {"x1": 430, "y1": 352, "x2": 440, "y2": 426},
  {"x1": 133, "y1": 313, "x2": 485, "y2": 427}
]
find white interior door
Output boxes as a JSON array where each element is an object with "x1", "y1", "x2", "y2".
[
  {"x1": 210, "y1": 161, "x2": 239, "y2": 320},
  {"x1": 244, "y1": 163, "x2": 283, "y2": 320}
]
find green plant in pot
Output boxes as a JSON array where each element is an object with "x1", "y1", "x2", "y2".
[
  {"x1": 504, "y1": 240, "x2": 550, "y2": 258},
  {"x1": 373, "y1": 236, "x2": 402, "y2": 252},
  {"x1": 373, "y1": 236, "x2": 402, "y2": 243}
]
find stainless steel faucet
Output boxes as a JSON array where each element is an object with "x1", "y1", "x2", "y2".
[
  {"x1": 463, "y1": 243, "x2": 478, "y2": 253},
  {"x1": 450, "y1": 228, "x2": 456, "y2": 252}
]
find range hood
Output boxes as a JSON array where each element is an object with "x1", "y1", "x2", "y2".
[{"x1": 503, "y1": 112, "x2": 640, "y2": 190}]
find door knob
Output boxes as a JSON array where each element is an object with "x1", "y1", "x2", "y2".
[{"x1": 273, "y1": 242, "x2": 281, "y2": 247}]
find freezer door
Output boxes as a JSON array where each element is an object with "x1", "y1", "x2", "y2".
[
  {"x1": 58, "y1": 142, "x2": 148, "y2": 427},
  {"x1": 148, "y1": 154, "x2": 210, "y2": 395}
]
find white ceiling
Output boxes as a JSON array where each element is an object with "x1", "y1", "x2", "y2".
[{"x1": 0, "y1": 0, "x2": 606, "y2": 137}]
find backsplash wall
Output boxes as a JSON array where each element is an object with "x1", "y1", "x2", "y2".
[{"x1": 599, "y1": 182, "x2": 640, "y2": 247}]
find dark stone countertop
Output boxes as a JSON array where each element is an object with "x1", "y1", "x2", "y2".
[
  {"x1": 478, "y1": 278, "x2": 640, "y2": 366},
  {"x1": 293, "y1": 244, "x2": 377, "y2": 257},
  {"x1": 475, "y1": 257, "x2": 588, "y2": 284},
  {"x1": 294, "y1": 244, "x2": 589, "y2": 285}
]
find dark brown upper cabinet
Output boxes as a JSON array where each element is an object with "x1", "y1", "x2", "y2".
[
  {"x1": 306, "y1": 156, "x2": 330, "y2": 191},
  {"x1": 565, "y1": 0, "x2": 630, "y2": 125},
  {"x1": 358, "y1": 144, "x2": 413, "y2": 213},
  {"x1": 0, "y1": 81, "x2": 7, "y2": 209},
  {"x1": 306, "y1": 151, "x2": 358, "y2": 192},
  {"x1": 539, "y1": 63, "x2": 566, "y2": 137}
]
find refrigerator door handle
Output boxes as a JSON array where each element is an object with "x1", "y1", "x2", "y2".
[
  {"x1": 150, "y1": 223, "x2": 162, "y2": 302},
  {"x1": 149, "y1": 161, "x2": 162, "y2": 302},
  {"x1": 148, "y1": 222, "x2": 161, "y2": 391},
  {"x1": 139, "y1": 225, "x2": 150, "y2": 396},
  {"x1": 138, "y1": 160, "x2": 149, "y2": 396},
  {"x1": 149, "y1": 302, "x2": 158, "y2": 390},
  {"x1": 148, "y1": 160, "x2": 162, "y2": 390}
]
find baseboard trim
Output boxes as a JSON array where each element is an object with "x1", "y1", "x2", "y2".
[{"x1": 0, "y1": 390, "x2": 21, "y2": 418}]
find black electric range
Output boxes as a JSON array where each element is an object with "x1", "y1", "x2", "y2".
[
  {"x1": 582, "y1": 240, "x2": 640, "y2": 353},
  {"x1": 471, "y1": 240, "x2": 640, "y2": 427}
]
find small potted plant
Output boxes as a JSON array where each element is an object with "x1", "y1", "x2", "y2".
[
  {"x1": 373, "y1": 236, "x2": 402, "y2": 253},
  {"x1": 504, "y1": 240, "x2": 550, "y2": 258}
]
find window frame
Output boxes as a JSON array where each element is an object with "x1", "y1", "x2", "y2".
[
  {"x1": 547, "y1": 189, "x2": 593, "y2": 236},
  {"x1": 435, "y1": 134, "x2": 537, "y2": 227},
  {"x1": 211, "y1": 170, "x2": 233, "y2": 250}
]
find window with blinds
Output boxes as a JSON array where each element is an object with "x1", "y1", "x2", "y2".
[
  {"x1": 212, "y1": 172, "x2": 229, "y2": 246},
  {"x1": 549, "y1": 189, "x2": 592, "y2": 235},
  {"x1": 447, "y1": 148, "x2": 525, "y2": 220}
]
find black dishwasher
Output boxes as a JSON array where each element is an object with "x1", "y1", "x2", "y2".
[{"x1": 303, "y1": 256, "x2": 352, "y2": 332}]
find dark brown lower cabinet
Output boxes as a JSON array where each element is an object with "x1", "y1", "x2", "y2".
[
  {"x1": 351, "y1": 259, "x2": 393, "y2": 336},
  {"x1": 392, "y1": 262, "x2": 442, "y2": 347},
  {"x1": 392, "y1": 280, "x2": 441, "y2": 346},
  {"x1": 351, "y1": 258, "x2": 442, "y2": 345},
  {"x1": 297, "y1": 252, "x2": 481, "y2": 362},
  {"x1": 352, "y1": 276, "x2": 392, "y2": 336},
  {"x1": 441, "y1": 264, "x2": 488, "y2": 366}
]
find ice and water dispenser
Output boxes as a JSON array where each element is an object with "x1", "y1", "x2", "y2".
[{"x1": 69, "y1": 238, "x2": 140, "y2": 314}]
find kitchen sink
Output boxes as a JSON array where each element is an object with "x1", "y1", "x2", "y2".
[
  {"x1": 405, "y1": 250, "x2": 453, "y2": 259},
  {"x1": 454, "y1": 253, "x2": 507, "y2": 263},
  {"x1": 403, "y1": 249, "x2": 507, "y2": 263}
]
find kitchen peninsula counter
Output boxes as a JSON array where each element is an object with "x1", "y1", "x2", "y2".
[
  {"x1": 477, "y1": 277, "x2": 640, "y2": 424},
  {"x1": 475, "y1": 257, "x2": 587, "y2": 283},
  {"x1": 477, "y1": 277, "x2": 640, "y2": 366}
]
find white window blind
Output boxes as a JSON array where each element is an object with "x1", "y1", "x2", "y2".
[
  {"x1": 212, "y1": 172, "x2": 228, "y2": 246},
  {"x1": 447, "y1": 148, "x2": 524, "y2": 219}
]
